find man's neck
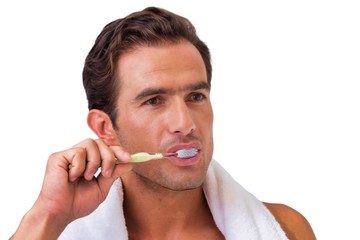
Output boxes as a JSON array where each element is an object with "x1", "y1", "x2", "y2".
[{"x1": 121, "y1": 172, "x2": 224, "y2": 240}]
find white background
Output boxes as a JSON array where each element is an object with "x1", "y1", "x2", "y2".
[{"x1": 1, "y1": 1, "x2": 359, "y2": 239}]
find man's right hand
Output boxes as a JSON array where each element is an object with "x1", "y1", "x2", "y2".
[{"x1": 11, "y1": 138, "x2": 133, "y2": 239}]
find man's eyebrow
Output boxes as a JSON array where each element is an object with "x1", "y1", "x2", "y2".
[
  {"x1": 133, "y1": 81, "x2": 210, "y2": 101},
  {"x1": 133, "y1": 88, "x2": 171, "y2": 101},
  {"x1": 188, "y1": 81, "x2": 210, "y2": 92}
]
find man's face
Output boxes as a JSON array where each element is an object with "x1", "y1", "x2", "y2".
[{"x1": 114, "y1": 41, "x2": 213, "y2": 191}]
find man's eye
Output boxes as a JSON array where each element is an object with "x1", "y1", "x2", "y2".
[
  {"x1": 189, "y1": 93, "x2": 206, "y2": 102},
  {"x1": 144, "y1": 97, "x2": 162, "y2": 106}
]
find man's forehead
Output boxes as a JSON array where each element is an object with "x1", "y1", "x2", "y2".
[
  {"x1": 117, "y1": 42, "x2": 204, "y2": 77},
  {"x1": 116, "y1": 45, "x2": 206, "y2": 92}
]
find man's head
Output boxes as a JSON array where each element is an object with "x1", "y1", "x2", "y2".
[
  {"x1": 85, "y1": 7, "x2": 214, "y2": 191},
  {"x1": 83, "y1": 7, "x2": 212, "y2": 126}
]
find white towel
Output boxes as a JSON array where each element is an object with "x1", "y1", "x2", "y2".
[
  {"x1": 59, "y1": 160, "x2": 288, "y2": 240},
  {"x1": 203, "y1": 160, "x2": 288, "y2": 239}
]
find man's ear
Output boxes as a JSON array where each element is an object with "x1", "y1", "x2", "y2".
[{"x1": 87, "y1": 109, "x2": 118, "y2": 145}]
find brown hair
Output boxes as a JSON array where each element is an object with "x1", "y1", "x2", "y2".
[{"x1": 83, "y1": 7, "x2": 212, "y2": 126}]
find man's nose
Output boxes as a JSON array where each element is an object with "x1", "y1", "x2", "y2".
[{"x1": 167, "y1": 99, "x2": 196, "y2": 136}]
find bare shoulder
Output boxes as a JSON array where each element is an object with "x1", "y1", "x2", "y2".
[{"x1": 263, "y1": 202, "x2": 316, "y2": 240}]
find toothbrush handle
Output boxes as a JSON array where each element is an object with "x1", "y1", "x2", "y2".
[
  {"x1": 69, "y1": 152, "x2": 170, "y2": 168},
  {"x1": 130, "y1": 152, "x2": 164, "y2": 163}
]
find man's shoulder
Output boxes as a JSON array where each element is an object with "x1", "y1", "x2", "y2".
[{"x1": 263, "y1": 202, "x2": 316, "y2": 240}]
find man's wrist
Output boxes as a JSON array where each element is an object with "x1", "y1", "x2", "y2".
[{"x1": 11, "y1": 203, "x2": 70, "y2": 240}]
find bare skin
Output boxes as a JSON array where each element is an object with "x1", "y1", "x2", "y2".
[
  {"x1": 11, "y1": 139, "x2": 133, "y2": 239},
  {"x1": 122, "y1": 176, "x2": 224, "y2": 240},
  {"x1": 11, "y1": 42, "x2": 315, "y2": 239},
  {"x1": 264, "y1": 202, "x2": 317, "y2": 240},
  {"x1": 104, "y1": 41, "x2": 224, "y2": 239}
]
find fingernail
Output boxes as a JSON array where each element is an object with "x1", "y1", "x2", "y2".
[
  {"x1": 105, "y1": 169, "x2": 113, "y2": 178},
  {"x1": 69, "y1": 175, "x2": 78, "y2": 182},
  {"x1": 122, "y1": 152, "x2": 131, "y2": 162},
  {"x1": 85, "y1": 173, "x2": 94, "y2": 181}
]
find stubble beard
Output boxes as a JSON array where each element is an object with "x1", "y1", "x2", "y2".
[{"x1": 131, "y1": 163, "x2": 209, "y2": 192}]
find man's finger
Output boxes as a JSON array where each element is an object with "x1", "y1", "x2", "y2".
[{"x1": 72, "y1": 139, "x2": 101, "y2": 180}]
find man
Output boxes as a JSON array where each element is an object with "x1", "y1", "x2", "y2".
[{"x1": 11, "y1": 7, "x2": 316, "y2": 239}]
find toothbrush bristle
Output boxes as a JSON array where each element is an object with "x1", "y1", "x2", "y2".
[{"x1": 176, "y1": 148, "x2": 198, "y2": 158}]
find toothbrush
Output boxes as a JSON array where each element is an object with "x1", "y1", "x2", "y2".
[
  {"x1": 69, "y1": 148, "x2": 198, "y2": 169},
  {"x1": 126, "y1": 148, "x2": 198, "y2": 163}
]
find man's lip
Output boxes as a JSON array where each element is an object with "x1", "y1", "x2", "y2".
[{"x1": 166, "y1": 142, "x2": 201, "y2": 154}]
